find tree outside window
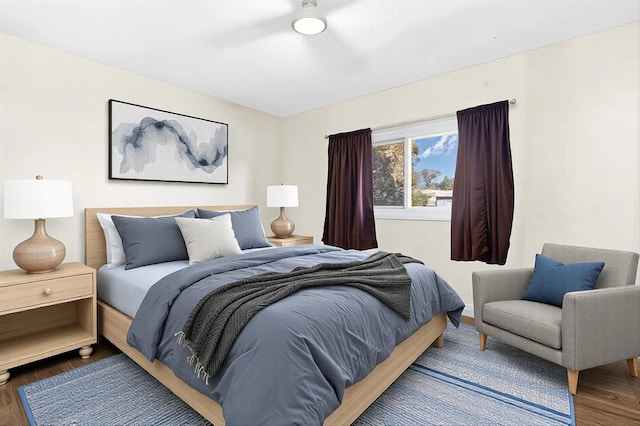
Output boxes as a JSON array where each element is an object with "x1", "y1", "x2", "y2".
[{"x1": 373, "y1": 141, "x2": 404, "y2": 207}]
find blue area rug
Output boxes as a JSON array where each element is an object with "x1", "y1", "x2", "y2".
[
  {"x1": 354, "y1": 324, "x2": 574, "y2": 425},
  {"x1": 19, "y1": 324, "x2": 574, "y2": 425}
]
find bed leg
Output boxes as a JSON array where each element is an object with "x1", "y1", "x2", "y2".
[{"x1": 433, "y1": 333, "x2": 444, "y2": 348}]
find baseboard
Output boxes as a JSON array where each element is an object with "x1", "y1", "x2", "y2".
[
  {"x1": 462, "y1": 304, "x2": 474, "y2": 319},
  {"x1": 459, "y1": 304, "x2": 475, "y2": 326}
]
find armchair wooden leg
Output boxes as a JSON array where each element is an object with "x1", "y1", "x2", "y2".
[
  {"x1": 479, "y1": 332, "x2": 487, "y2": 351},
  {"x1": 627, "y1": 357, "x2": 638, "y2": 377},
  {"x1": 567, "y1": 369, "x2": 579, "y2": 395}
]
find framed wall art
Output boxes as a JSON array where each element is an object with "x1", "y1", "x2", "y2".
[{"x1": 109, "y1": 100, "x2": 228, "y2": 184}]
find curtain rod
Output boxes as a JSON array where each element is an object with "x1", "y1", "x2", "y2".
[{"x1": 324, "y1": 99, "x2": 517, "y2": 139}]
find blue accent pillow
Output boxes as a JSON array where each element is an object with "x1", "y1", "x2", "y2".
[
  {"x1": 112, "y1": 210, "x2": 196, "y2": 270},
  {"x1": 522, "y1": 254, "x2": 605, "y2": 307},
  {"x1": 197, "y1": 206, "x2": 270, "y2": 250}
]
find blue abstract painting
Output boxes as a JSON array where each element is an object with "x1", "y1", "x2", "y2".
[{"x1": 109, "y1": 100, "x2": 228, "y2": 184}]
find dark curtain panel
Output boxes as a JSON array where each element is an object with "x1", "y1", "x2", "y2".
[
  {"x1": 451, "y1": 101, "x2": 514, "y2": 265},
  {"x1": 322, "y1": 128, "x2": 378, "y2": 250}
]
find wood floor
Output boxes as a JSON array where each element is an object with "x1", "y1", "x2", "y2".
[{"x1": 1, "y1": 320, "x2": 638, "y2": 426}]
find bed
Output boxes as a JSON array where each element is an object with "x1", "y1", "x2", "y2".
[{"x1": 84, "y1": 205, "x2": 464, "y2": 425}]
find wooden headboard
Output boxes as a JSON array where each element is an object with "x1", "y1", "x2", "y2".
[{"x1": 84, "y1": 205, "x2": 253, "y2": 271}]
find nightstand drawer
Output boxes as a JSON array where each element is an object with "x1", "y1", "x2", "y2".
[{"x1": 0, "y1": 274, "x2": 93, "y2": 313}]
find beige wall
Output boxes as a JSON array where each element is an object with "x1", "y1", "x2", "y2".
[
  {"x1": 281, "y1": 22, "x2": 640, "y2": 306},
  {"x1": 0, "y1": 33, "x2": 283, "y2": 271}
]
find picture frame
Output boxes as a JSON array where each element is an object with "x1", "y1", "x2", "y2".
[{"x1": 109, "y1": 99, "x2": 228, "y2": 184}]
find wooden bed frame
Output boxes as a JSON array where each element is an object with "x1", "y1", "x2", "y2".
[{"x1": 84, "y1": 206, "x2": 447, "y2": 425}]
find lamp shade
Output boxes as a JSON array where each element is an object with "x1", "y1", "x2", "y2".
[
  {"x1": 267, "y1": 185, "x2": 299, "y2": 208},
  {"x1": 4, "y1": 178, "x2": 73, "y2": 219}
]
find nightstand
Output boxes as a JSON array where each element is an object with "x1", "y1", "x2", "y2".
[
  {"x1": 0, "y1": 262, "x2": 97, "y2": 385},
  {"x1": 267, "y1": 235, "x2": 314, "y2": 247}
]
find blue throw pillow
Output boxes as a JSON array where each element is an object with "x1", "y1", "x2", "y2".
[
  {"x1": 112, "y1": 210, "x2": 196, "y2": 270},
  {"x1": 197, "y1": 206, "x2": 270, "y2": 250},
  {"x1": 522, "y1": 253, "x2": 605, "y2": 307}
]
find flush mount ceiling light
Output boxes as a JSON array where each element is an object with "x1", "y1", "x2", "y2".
[{"x1": 292, "y1": 0, "x2": 327, "y2": 35}]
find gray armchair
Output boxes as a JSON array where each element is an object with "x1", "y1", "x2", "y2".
[{"x1": 473, "y1": 243, "x2": 639, "y2": 395}]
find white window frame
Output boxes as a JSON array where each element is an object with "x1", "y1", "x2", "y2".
[{"x1": 373, "y1": 117, "x2": 458, "y2": 221}]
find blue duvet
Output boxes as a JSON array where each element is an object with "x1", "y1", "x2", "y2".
[{"x1": 127, "y1": 245, "x2": 465, "y2": 425}]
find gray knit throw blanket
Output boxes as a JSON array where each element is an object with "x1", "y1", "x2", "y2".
[{"x1": 176, "y1": 251, "x2": 419, "y2": 384}]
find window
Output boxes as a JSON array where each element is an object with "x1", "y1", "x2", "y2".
[{"x1": 372, "y1": 117, "x2": 458, "y2": 221}]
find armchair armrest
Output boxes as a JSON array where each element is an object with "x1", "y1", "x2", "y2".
[
  {"x1": 562, "y1": 285, "x2": 640, "y2": 371},
  {"x1": 472, "y1": 268, "x2": 533, "y2": 327}
]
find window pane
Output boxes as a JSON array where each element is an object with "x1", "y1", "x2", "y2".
[
  {"x1": 373, "y1": 142, "x2": 404, "y2": 206},
  {"x1": 411, "y1": 133, "x2": 458, "y2": 207}
]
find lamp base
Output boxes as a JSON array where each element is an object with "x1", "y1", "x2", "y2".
[
  {"x1": 270, "y1": 207, "x2": 295, "y2": 239},
  {"x1": 13, "y1": 219, "x2": 66, "y2": 273}
]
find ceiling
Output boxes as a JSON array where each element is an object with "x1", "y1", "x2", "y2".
[{"x1": 1, "y1": 0, "x2": 638, "y2": 117}]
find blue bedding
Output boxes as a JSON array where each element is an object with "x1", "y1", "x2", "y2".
[{"x1": 127, "y1": 245, "x2": 465, "y2": 425}]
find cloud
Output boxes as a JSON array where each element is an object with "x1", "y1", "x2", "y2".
[{"x1": 421, "y1": 134, "x2": 458, "y2": 158}]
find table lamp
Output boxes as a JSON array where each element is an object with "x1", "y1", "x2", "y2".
[
  {"x1": 266, "y1": 184, "x2": 298, "y2": 238},
  {"x1": 4, "y1": 175, "x2": 74, "y2": 273}
]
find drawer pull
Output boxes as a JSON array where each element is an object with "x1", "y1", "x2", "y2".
[{"x1": 43, "y1": 288, "x2": 52, "y2": 295}]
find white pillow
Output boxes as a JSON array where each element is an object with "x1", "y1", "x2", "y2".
[
  {"x1": 175, "y1": 215, "x2": 242, "y2": 265},
  {"x1": 97, "y1": 213, "x2": 131, "y2": 268}
]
